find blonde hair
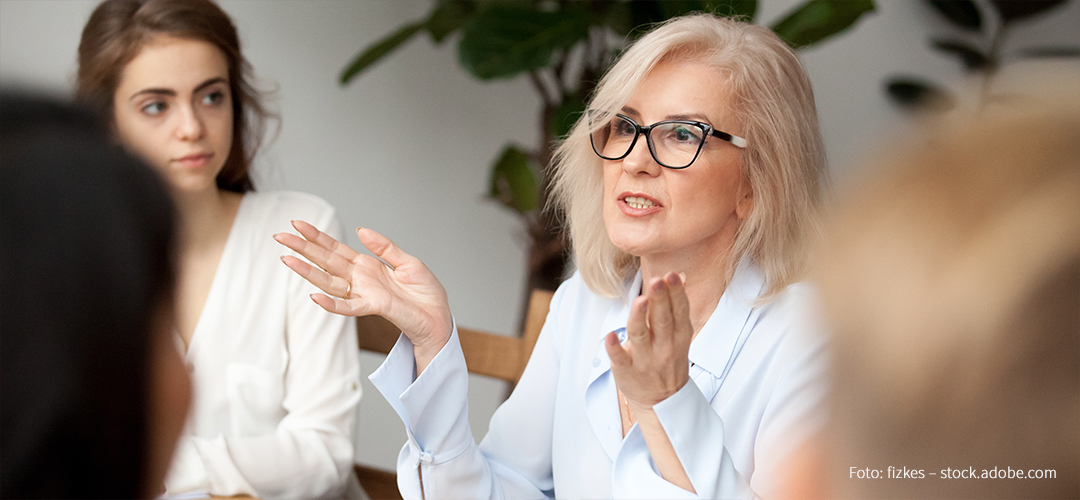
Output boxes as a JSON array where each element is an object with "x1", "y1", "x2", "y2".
[
  {"x1": 550, "y1": 14, "x2": 825, "y2": 299},
  {"x1": 816, "y1": 88, "x2": 1080, "y2": 499}
]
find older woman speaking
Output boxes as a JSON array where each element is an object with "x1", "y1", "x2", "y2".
[{"x1": 276, "y1": 14, "x2": 827, "y2": 499}]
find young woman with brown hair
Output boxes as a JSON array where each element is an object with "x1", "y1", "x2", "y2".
[{"x1": 76, "y1": 1, "x2": 362, "y2": 497}]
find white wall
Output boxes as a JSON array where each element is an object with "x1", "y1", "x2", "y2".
[{"x1": 3, "y1": 0, "x2": 1078, "y2": 471}]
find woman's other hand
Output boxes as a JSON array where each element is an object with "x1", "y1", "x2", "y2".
[
  {"x1": 606, "y1": 272, "x2": 692, "y2": 411},
  {"x1": 606, "y1": 271, "x2": 696, "y2": 491},
  {"x1": 274, "y1": 221, "x2": 452, "y2": 371}
]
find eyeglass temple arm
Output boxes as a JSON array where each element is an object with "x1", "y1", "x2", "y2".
[{"x1": 710, "y1": 129, "x2": 748, "y2": 149}]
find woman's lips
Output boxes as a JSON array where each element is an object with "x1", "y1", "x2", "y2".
[
  {"x1": 173, "y1": 153, "x2": 213, "y2": 169},
  {"x1": 618, "y1": 193, "x2": 663, "y2": 216}
]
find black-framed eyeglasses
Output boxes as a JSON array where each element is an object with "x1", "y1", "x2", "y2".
[{"x1": 589, "y1": 113, "x2": 748, "y2": 169}]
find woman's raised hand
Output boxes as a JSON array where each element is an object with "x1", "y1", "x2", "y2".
[
  {"x1": 606, "y1": 271, "x2": 697, "y2": 491},
  {"x1": 274, "y1": 221, "x2": 452, "y2": 369},
  {"x1": 606, "y1": 272, "x2": 693, "y2": 411}
]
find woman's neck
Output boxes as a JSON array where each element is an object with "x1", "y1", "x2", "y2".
[
  {"x1": 639, "y1": 248, "x2": 731, "y2": 339},
  {"x1": 174, "y1": 187, "x2": 241, "y2": 254}
]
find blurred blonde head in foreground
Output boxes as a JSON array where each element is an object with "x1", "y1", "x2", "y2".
[{"x1": 799, "y1": 79, "x2": 1080, "y2": 499}]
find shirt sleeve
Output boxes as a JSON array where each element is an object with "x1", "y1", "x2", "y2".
[
  {"x1": 369, "y1": 284, "x2": 567, "y2": 500},
  {"x1": 613, "y1": 382, "x2": 754, "y2": 499},
  {"x1": 165, "y1": 205, "x2": 362, "y2": 500}
]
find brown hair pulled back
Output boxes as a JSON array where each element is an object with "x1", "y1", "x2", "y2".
[{"x1": 77, "y1": 0, "x2": 270, "y2": 193}]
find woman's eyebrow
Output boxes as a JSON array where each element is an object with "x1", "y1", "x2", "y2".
[
  {"x1": 665, "y1": 112, "x2": 713, "y2": 124},
  {"x1": 129, "y1": 76, "x2": 227, "y2": 101},
  {"x1": 192, "y1": 76, "x2": 228, "y2": 93},
  {"x1": 129, "y1": 87, "x2": 176, "y2": 100}
]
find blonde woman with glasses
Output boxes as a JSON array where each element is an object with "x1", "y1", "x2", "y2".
[{"x1": 278, "y1": 14, "x2": 827, "y2": 499}]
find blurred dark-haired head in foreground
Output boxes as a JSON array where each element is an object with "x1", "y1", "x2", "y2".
[
  {"x1": 1, "y1": 93, "x2": 190, "y2": 498},
  {"x1": 785, "y1": 81, "x2": 1080, "y2": 499}
]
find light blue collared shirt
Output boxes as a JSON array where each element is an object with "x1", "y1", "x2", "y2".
[{"x1": 370, "y1": 262, "x2": 828, "y2": 499}]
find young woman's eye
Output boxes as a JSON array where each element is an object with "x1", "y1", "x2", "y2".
[
  {"x1": 201, "y1": 91, "x2": 226, "y2": 106},
  {"x1": 141, "y1": 101, "x2": 167, "y2": 116}
]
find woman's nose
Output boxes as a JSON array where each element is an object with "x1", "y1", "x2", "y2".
[
  {"x1": 621, "y1": 135, "x2": 661, "y2": 177},
  {"x1": 175, "y1": 105, "x2": 204, "y2": 141}
]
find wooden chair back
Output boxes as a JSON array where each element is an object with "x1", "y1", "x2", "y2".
[{"x1": 353, "y1": 289, "x2": 554, "y2": 499}]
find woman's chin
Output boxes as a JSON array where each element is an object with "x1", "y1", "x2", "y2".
[{"x1": 607, "y1": 232, "x2": 654, "y2": 258}]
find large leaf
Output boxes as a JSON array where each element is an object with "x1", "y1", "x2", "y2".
[
  {"x1": 426, "y1": 0, "x2": 477, "y2": 42},
  {"x1": 885, "y1": 77, "x2": 956, "y2": 112},
  {"x1": 551, "y1": 93, "x2": 587, "y2": 140},
  {"x1": 626, "y1": 1, "x2": 707, "y2": 37},
  {"x1": 341, "y1": 21, "x2": 426, "y2": 85},
  {"x1": 488, "y1": 145, "x2": 540, "y2": 213},
  {"x1": 926, "y1": 0, "x2": 982, "y2": 31},
  {"x1": 930, "y1": 38, "x2": 991, "y2": 71},
  {"x1": 604, "y1": 1, "x2": 756, "y2": 42},
  {"x1": 770, "y1": 0, "x2": 876, "y2": 49},
  {"x1": 991, "y1": 0, "x2": 1068, "y2": 24},
  {"x1": 708, "y1": 0, "x2": 758, "y2": 20},
  {"x1": 458, "y1": 4, "x2": 590, "y2": 80}
]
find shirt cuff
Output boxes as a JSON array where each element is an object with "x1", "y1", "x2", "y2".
[
  {"x1": 369, "y1": 319, "x2": 474, "y2": 465},
  {"x1": 652, "y1": 381, "x2": 754, "y2": 498}
]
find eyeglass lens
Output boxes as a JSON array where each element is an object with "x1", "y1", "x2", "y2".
[{"x1": 591, "y1": 115, "x2": 705, "y2": 168}]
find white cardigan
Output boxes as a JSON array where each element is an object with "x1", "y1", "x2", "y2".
[
  {"x1": 165, "y1": 191, "x2": 363, "y2": 500},
  {"x1": 371, "y1": 263, "x2": 827, "y2": 499}
]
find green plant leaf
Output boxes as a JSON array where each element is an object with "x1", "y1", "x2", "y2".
[
  {"x1": 600, "y1": 2, "x2": 635, "y2": 36},
  {"x1": 458, "y1": 4, "x2": 590, "y2": 80},
  {"x1": 926, "y1": 0, "x2": 982, "y2": 31},
  {"x1": 930, "y1": 38, "x2": 991, "y2": 71},
  {"x1": 705, "y1": 0, "x2": 758, "y2": 20},
  {"x1": 340, "y1": 21, "x2": 426, "y2": 85},
  {"x1": 991, "y1": 0, "x2": 1068, "y2": 24},
  {"x1": 426, "y1": 0, "x2": 477, "y2": 42},
  {"x1": 551, "y1": 93, "x2": 587, "y2": 140},
  {"x1": 488, "y1": 145, "x2": 540, "y2": 213},
  {"x1": 885, "y1": 77, "x2": 955, "y2": 112},
  {"x1": 627, "y1": 1, "x2": 706, "y2": 37},
  {"x1": 770, "y1": 0, "x2": 876, "y2": 49}
]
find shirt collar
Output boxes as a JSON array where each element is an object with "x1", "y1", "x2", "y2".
[
  {"x1": 595, "y1": 260, "x2": 766, "y2": 378},
  {"x1": 689, "y1": 260, "x2": 765, "y2": 377}
]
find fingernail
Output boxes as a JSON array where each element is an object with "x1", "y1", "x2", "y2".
[
  {"x1": 666, "y1": 273, "x2": 679, "y2": 286},
  {"x1": 679, "y1": 272, "x2": 687, "y2": 284}
]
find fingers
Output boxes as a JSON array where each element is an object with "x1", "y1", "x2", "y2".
[
  {"x1": 605, "y1": 331, "x2": 631, "y2": 368},
  {"x1": 280, "y1": 255, "x2": 352, "y2": 299},
  {"x1": 626, "y1": 295, "x2": 650, "y2": 344},
  {"x1": 309, "y1": 292, "x2": 373, "y2": 317},
  {"x1": 273, "y1": 231, "x2": 354, "y2": 278},
  {"x1": 292, "y1": 220, "x2": 362, "y2": 261},
  {"x1": 356, "y1": 227, "x2": 414, "y2": 270},
  {"x1": 647, "y1": 276, "x2": 675, "y2": 345},
  {"x1": 667, "y1": 273, "x2": 692, "y2": 344}
]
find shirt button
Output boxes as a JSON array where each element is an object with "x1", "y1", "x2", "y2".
[
  {"x1": 350, "y1": 382, "x2": 359, "y2": 391},
  {"x1": 592, "y1": 358, "x2": 600, "y2": 367}
]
